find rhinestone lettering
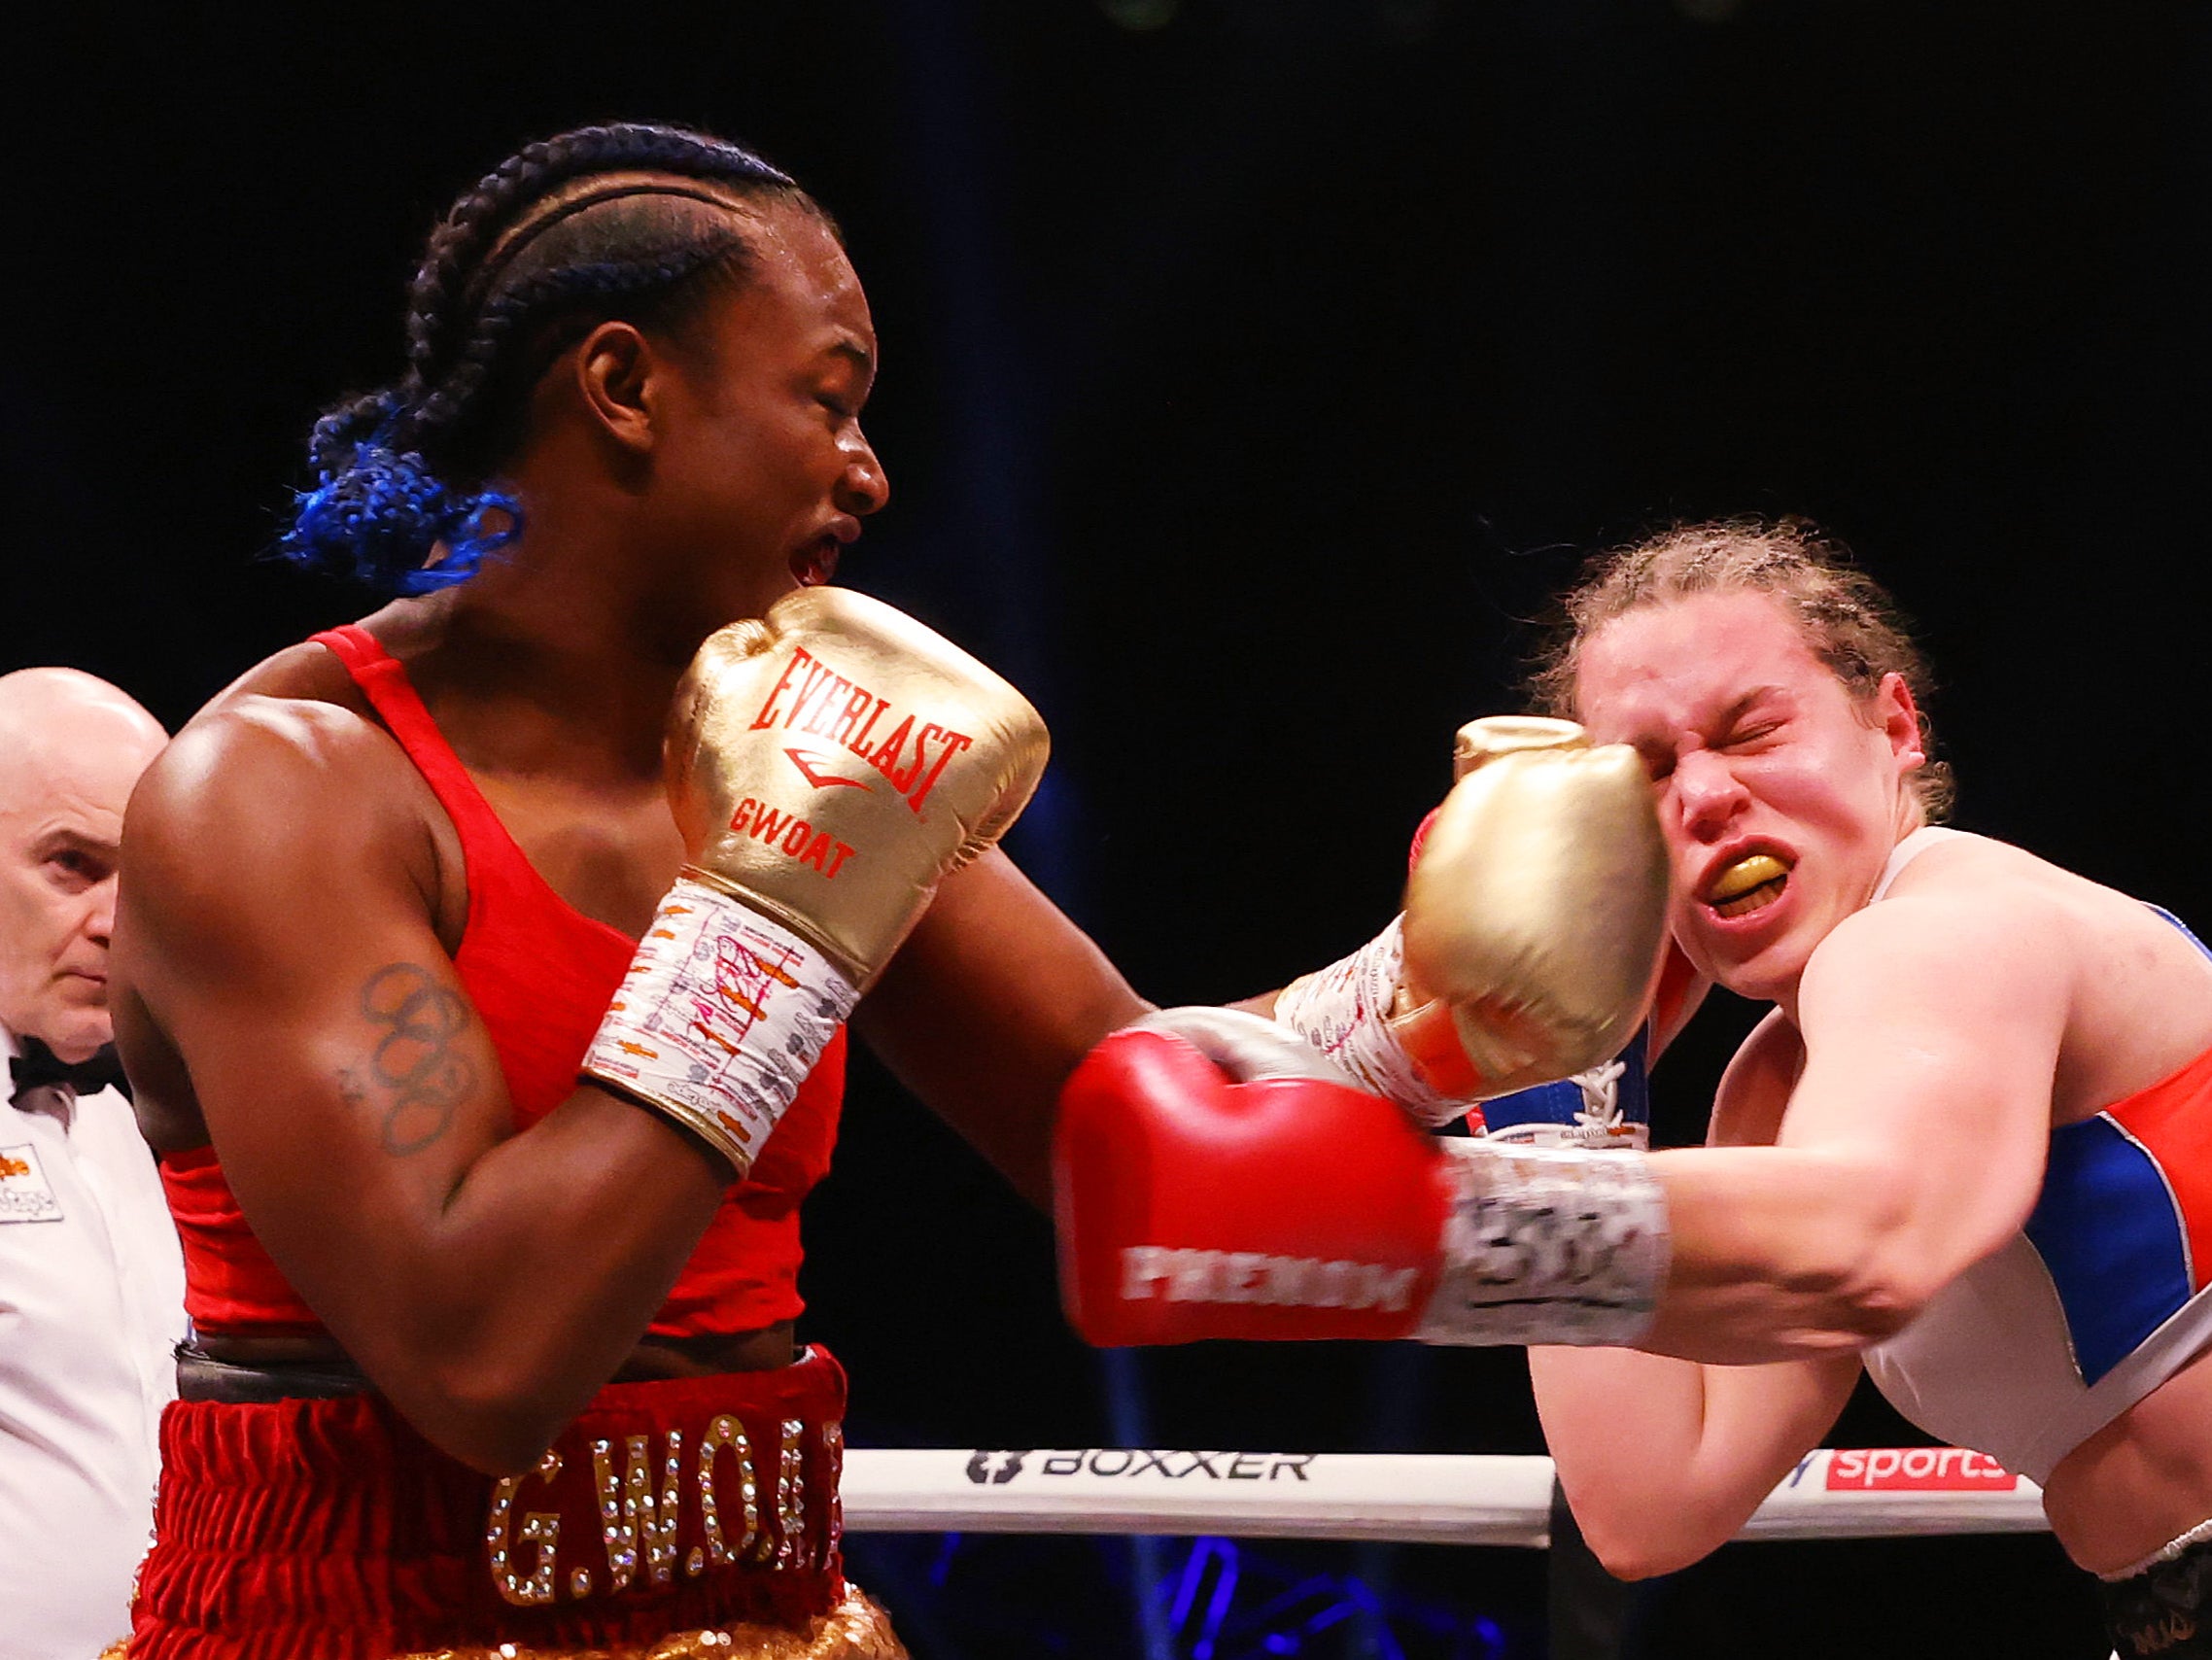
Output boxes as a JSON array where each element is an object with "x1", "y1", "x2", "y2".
[
  {"x1": 820, "y1": 1419, "x2": 846, "y2": 1571},
  {"x1": 594, "y1": 1432, "x2": 682, "y2": 1594},
  {"x1": 485, "y1": 1449, "x2": 563, "y2": 1607},
  {"x1": 775, "y1": 1418, "x2": 806, "y2": 1568},
  {"x1": 698, "y1": 1413, "x2": 764, "y2": 1566}
]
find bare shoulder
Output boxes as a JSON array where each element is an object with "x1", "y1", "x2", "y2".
[
  {"x1": 1802, "y1": 831, "x2": 2212, "y2": 1113},
  {"x1": 1807, "y1": 834, "x2": 2071, "y2": 996},
  {"x1": 142, "y1": 626, "x2": 409, "y2": 841},
  {"x1": 140, "y1": 696, "x2": 414, "y2": 856},
  {"x1": 1821, "y1": 831, "x2": 2193, "y2": 989},
  {"x1": 126, "y1": 671, "x2": 443, "y2": 959}
]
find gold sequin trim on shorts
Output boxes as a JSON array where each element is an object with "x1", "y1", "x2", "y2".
[{"x1": 385, "y1": 1585, "x2": 907, "y2": 1660}]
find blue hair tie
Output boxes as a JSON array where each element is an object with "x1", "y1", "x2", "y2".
[{"x1": 282, "y1": 438, "x2": 522, "y2": 594}]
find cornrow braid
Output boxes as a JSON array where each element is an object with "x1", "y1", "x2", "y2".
[
  {"x1": 403, "y1": 233, "x2": 750, "y2": 472},
  {"x1": 282, "y1": 122, "x2": 818, "y2": 596}
]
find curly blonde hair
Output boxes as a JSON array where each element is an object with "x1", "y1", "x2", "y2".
[{"x1": 1527, "y1": 518, "x2": 1953, "y2": 822}]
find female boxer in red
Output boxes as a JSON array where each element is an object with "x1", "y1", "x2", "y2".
[
  {"x1": 111, "y1": 123, "x2": 1144, "y2": 1660},
  {"x1": 111, "y1": 121, "x2": 1660, "y2": 1660}
]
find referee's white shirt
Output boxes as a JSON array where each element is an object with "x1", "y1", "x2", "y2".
[{"x1": 0, "y1": 1022, "x2": 187, "y2": 1659}]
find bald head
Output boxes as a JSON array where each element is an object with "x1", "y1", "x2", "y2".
[
  {"x1": 0, "y1": 668, "x2": 165, "y2": 764},
  {"x1": 0, "y1": 670, "x2": 166, "y2": 1062}
]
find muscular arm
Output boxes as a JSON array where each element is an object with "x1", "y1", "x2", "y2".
[
  {"x1": 1528, "y1": 1009, "x2": 1855, "y2": 1577},
  {"x1": 862, "y1": 775, "x2": 1677, "y2": 1201},
  {"x1": 1641, "y1": 889, "x2": 2066, "y2": 1364},
  {"x1": 119, "y1": 705, "x2": 727, "y2": 1474},
  {"x1": 1532, "y1": 1346, "x2": 1859, "y2": 1577},
  {"x1": 854, "y1": 848, "x2": 1149, "y2": 1207},
  {"x1": 1538, "y1": 878, "x2": 2080, "y2": 1572}
]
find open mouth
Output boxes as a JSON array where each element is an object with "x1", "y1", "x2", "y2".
[
  {"x1": 1704, "y1": 852, "x2": 1790, "y2": 919},
  {"x1": 790, "y1": 536, "x2": 842, "y2": 588}
]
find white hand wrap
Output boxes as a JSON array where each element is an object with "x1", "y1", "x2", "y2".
[
  {"x1": 1127, "y1": 1006, "x2": 1364, "y2": 1088},
  {"x1": 1413, "y1": 1139, "x2": 1668, "y2": 1346},
  {"x1": 1274, "y1": 917, "x2": 1470, "y2": 1127},
  {"x1": 583, "y1": 875, "x2": 859, "y2": 1176}
]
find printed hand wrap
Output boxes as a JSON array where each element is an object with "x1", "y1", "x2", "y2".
[
  {"x1": 587, "y1": 588, "x2": 1047, "y2": 1175},
  {"x1": 1414, "y1": 1138, "x2": 1668, "y2": 1346}
]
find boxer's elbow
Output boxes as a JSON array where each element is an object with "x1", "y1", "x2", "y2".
[
  {"x1": 1575, "y1": 1501, "x2": 1736, "y2": 1581},
  {"x1": 397, "y1": 1352, "x2": 591, "y2": 1477},
  {"x1": 1554, "y1": 1462, "x2": 1745, "y2": 1582},
  {"x1": 420, "y1": 1390, "x2": 570, "y2": 1478},
  {"x1": 442, "y1": 1424, "x2": 562, "y2": 1480},
  {"x1": 1582, "y1": 1526, "x2": 1709, "y2": 1583}
]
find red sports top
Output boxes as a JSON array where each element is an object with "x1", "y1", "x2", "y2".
[{"x1": 160, "y1": 624, "x2": 845, "y2": 1338}]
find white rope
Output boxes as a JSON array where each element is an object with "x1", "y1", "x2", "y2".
[{"x1": 840, "y1": 1446, "x2": 2047, "y2": 1547}]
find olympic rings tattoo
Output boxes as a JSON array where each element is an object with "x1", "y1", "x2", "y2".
[{"x1": 357, "y1": 962, "x2": 476, "y2": 1156}]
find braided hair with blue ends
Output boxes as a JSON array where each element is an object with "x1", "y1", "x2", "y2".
[{"x1": 283, "y1": 123, "x2": 825, "y2": 595}]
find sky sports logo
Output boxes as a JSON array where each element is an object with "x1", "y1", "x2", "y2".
[{"x1": 1799, "y1": 1447, "x2": 2019, "y2": 1492}]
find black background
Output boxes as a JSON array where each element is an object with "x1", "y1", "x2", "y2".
[{"x1": 11, "y1": 3, "x2": 2206, "y2": 1655}]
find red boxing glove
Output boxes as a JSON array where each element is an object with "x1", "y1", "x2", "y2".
[
  {"x1": 1054, "y1": 1007, "x2": 1671, "y2": 1350},
  {"x1": 1054, "y1": 1008, "x2": 1452, "y2": 1346}
]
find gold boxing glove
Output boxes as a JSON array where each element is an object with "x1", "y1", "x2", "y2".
[
  {"x1": 1393, "y1": 716, "x2": 1668, "y2": 1097},
  {"x1": 1275, "y1": 716, "x2": 1668, "y2": 1123},
  {"x1": 584, "y1": 587, "x2": 1049, "y2": 1173}
]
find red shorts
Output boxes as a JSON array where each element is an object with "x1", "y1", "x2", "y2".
[{"x1": 130, "y1": 1346, "x2": 901, "y2": 1659}]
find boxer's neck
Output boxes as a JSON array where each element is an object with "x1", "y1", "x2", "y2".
[
  {"x1": 372, "y1": 404, "x2": 798, "y2": 778},
  {"x1": 379, "y1": 554, "x2": 693, "y2": 786}
]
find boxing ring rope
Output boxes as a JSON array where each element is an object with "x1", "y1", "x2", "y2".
[{"x1": 841, "y1": 1446, "x2": 2047, "y2": 1547}]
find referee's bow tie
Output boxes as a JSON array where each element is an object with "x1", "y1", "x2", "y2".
[{"x1": 9, "y1": 1039, "x2": 128, "y2": 1100}]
